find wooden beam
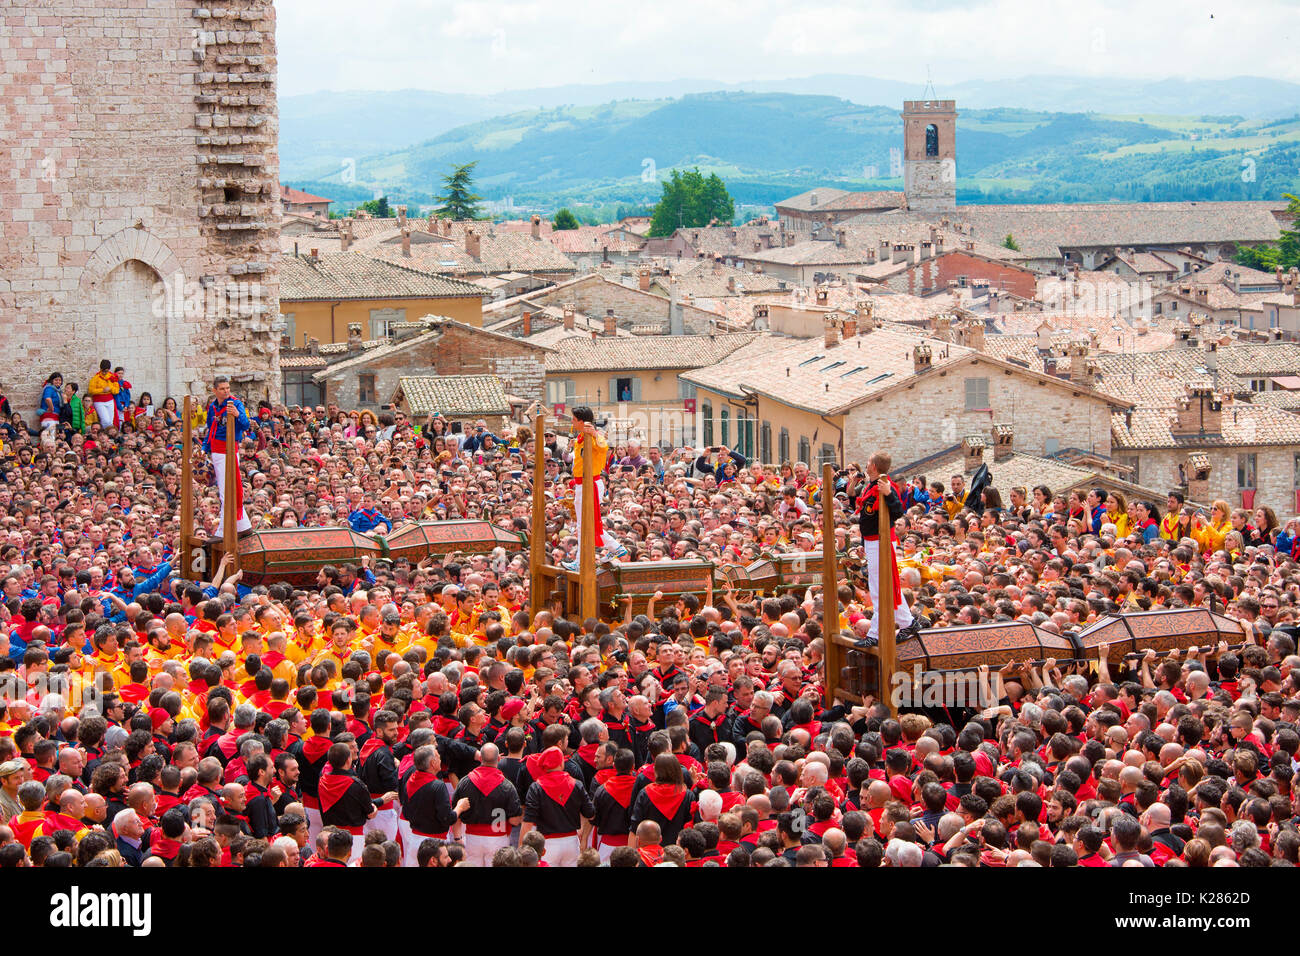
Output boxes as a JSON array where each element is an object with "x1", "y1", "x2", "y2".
[
  {"x1": 821, "y1": 462, "x2": 840, "y2": 710},
  {"x1": 223, "y1": 403, "x2": 239, "y2": 572},
  {"x1": 579, "y1": 431, "x2": 598, "y2": 621},
  {"x1": 529, "y1": 412, "x2": 547, "y2": 621},
  {"x1": 877, "y1": 473, "x2": 897, "y2": 717},
  {"x1": 180, "y1": 396, "x2": 195, "y2": 581}
]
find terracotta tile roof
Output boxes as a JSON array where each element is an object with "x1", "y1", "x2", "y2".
[
  {"x1": 279, "y1": 354, "x2": 329, "y2": 369},
  {"x1": 1102, "y1": 251, "x2": 1178, "y2": 275},
  {"x1": 281, "y1": 185, "x2": 333, "y2": 205},
  {"x1": 654, "y1": 261, "x2": 784, "y2": 298},
  {"x1": 393, "y1": 375, "x2": 511, "y2": 417},
  {"x1": 841, "y1": 201, "x2": 1283, "y2": 260},
  {"x1": 279, "y1": 252, "x2": 489, "y2": 302},
  {"x1": 548, "y1": 225, "x2": 647, "y2": 256},
  {"x1": 359, "y1": 226, "x2": 578, "y2": 276},
  {"x1": 544, "y1": 332, "x2": 761, "y2": 373},
  {"x1": 1095, "y1": 342, "x2": 1300, "y2": 399},
  {"x1": 1188, "y1": 261, "x2": 1281, "y2": 289},
  {"x1": 775, "y1": 188, "x2": 850, "y2": 212},
  {"x1": 675, "y1": 223, "x2": 785, "y2": 258}
]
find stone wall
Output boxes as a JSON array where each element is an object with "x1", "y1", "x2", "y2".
[
  {"x1": 843, "y1": 358, "x2": 1116, "y2": 466},
  {"x1": 0, "y1": 1, "x2": 281, "y2": 410},
  {"x1": 1133, "y1": 446, "x2": 1300, "y2": 514},
  {"x1": 318, "y1": 324, "x2": 546, "y2": 412}
]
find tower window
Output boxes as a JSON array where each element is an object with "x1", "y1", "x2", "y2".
[{"x1": 925, "y1": 124, "x2": 939, "y2": 158}]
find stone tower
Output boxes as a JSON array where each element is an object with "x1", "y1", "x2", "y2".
[
  {"x1": 901, "y1": 99, "x2": 958, "y2": 212},
  {"x1": 0, "y1": 1, "x2": 282, "y2": 408}
]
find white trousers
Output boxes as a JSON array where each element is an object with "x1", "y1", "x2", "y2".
[
  {"x1": 865, "y1": 540, "x2": 913, "y2": 639},
  {"x1": 574, "y1": 477, "x2": 617, "y2": 550},
  {"x1": 93, "y1": 400, "x2": 115, "y2": 428},
  {"x1": 541, "y1": 834, "x2": 581, "y2": 867},
  {"x1": 462, "y1": 833, "x2": 510, "y2": 867},
  {"x1": 398, "y1": 819, "x2": 420, "y2": 867},
  {"x1": 211, "y1": 451, "x2": 252, "y2": 534},
  {"x1": 595, "y1": 838, "x2": 625, "y2": 863},
  {"x1": 365, "y1": 806, "x2": 398, "y2": 841},
  {"x1": 305, "y1": 806, "x2": 323, "y2": 846}
]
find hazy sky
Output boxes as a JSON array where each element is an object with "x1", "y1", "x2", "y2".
[{"x1": 277, "y1": 0, "x2": 1300, "y2": 97}]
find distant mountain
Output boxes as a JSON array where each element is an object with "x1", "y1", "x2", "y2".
[
  {"x1": 279, "y1": 73, "x2": 1300, "y2": 179},
  {"x1": 286, "y1": 90, "x2": 1300, "y2": 212}
]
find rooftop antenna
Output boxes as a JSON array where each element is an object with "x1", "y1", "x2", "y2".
[{"x1": 921, "y1": 66, "x2": 938, "y2": 101}]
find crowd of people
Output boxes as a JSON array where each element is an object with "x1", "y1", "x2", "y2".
[{"x1": 0, "y1": 359, "x2": 1298, "y2": 869}]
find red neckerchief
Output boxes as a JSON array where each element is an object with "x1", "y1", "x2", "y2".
[
  {"x1": 302, "y1": 736, "x2": 331, "y2": 764},
  {"x1": 404, "y1": 769, "x2": 438, "y2": 802},
  {"x1": 533, "y1": 765, "x2": 576, "y2": 805},
  {"x1": 467, "y1": 766, "x2": 505, "y2": 796},
  {"x1": 577, "y1": 742, "x2": 600, "y2": 767},
  {"x1": 599, "y1": 773, "x2": 637, "y2": 809},
  {"x1": 644, "y1": 782, "x2": 688, "y2": 819},
  {"x1": 318, "y1": 769, "x2": 354, "y2": 813},
  {"x1": 638, "y1": 844, "x2": 664, "y2": 867}
]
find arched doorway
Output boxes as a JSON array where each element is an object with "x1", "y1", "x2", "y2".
[{"x1": 84, "y1": 259, "x2": 170, "y2": 400}]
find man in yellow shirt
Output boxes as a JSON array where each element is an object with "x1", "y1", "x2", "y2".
[
  {"x1": 87, "y1": 359, "x2": 121, "y2": 429},
  {"x1": 286, "y1": 613, "x2": 322, "y2": 666},
  {"x1": 562, "y1": 406, "x2": 627, "y2": 571},
  {"x1": 942, "y1": 473, "x2": 968, "y2": 519}
]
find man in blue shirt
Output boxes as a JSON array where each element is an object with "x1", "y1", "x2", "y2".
[
  {"x1": 203, "y1": 375, "x2": 253, "y2": 537},
  {"x1": 349, "y1": 494, "x2": 392, "y2": 535}
]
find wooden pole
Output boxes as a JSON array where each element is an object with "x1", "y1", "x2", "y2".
[
  {"x1": 877, "y1": 473, "x2": 897, "y2": 717},
  {"x1": 579, "y1": 431, "x2": 597, "y2": 621},
  {"x1": 529, "y1": 412, "x2": 547, "y2": 621},
  {"x1": 223, "y1": 403, "x2": 239, "y2": 572},
  {"x1": 180, "y1": 396, "x2": 195, "y2": 581},
  {"x1": 821, "y1": 463, "x2": 840, "y2": 709}
]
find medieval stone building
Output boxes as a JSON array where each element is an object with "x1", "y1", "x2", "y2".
[{"x1": 0, "y1": 1, "x2": 281, "y2": 408}]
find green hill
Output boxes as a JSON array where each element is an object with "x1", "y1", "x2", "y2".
[{"x1": 289, "y1": 91, "x2": 1300, "y2": 213}]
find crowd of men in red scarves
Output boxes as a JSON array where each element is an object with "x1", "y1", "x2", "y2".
[{"x1": 0, "y1": 389, "x2": 1299, "y2": 868}]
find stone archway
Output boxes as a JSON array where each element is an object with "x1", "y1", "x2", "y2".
[{"x1": 79, "y1": 226, "x2": 188, "y2": 402}]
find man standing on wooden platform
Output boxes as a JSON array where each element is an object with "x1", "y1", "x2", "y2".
[
  {"x1": 854, "y1": 451, "x2": 920, "y2": 649},
  {"x1": 204, "y1": 374, "x2": 253, "y2": 538},
  {"x1": 562, "y1": 406, "x2": 627, "y2": 571}
]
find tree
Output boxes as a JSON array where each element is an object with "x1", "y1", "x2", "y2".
[
  {"x1": 552, "y1": 208, "x2": 580, "y2": 230},
  {"x1": 647, "y1": 168, "x2": 736, "y2": 237},
  {"x1": 1002, "y1": 234, "x2": 1021, "y2": 251},
  {"x1": 359, "y1": 195, "x2": 390, "y2": 218},
  {"x1": 1235, "y1": 193, "x2": 1299, "y2": 272},
  {"x1": 434, "y1": 162, "x2": 483, "y2": 221}
]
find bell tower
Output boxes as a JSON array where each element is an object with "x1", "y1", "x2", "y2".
[{"x1": 902, "y1": 98, "x2": 957, "y2": 212}]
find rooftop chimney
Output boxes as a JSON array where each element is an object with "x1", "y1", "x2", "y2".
[
  {"x1": 396, "y1": 205, "x2": 407, "y2": 229},
  {"x1": 347, "y1": 323, "x2": 363, "y2": 352},
  {"x1": 919, "y1": 240, "x2": 933, "y2": 261},
  {"x1": 727, "y1": 275, "x2": 737, "y2": 293},
  {"x1": 815, "y1": 288, "x2": 829, "y2": 307},
  {"x1": 465, "y1": 228, "x2": 481, "y2": 260},
  {"x1": 961, "y1": 435, "x2": 986, "y2": 473},
  {"x1": 604, "y1": 309, "x2": 617, "y2": 336},
  {"x1": 563, "y1": 307, "x2": 575, "y2": 331},
  {"x1": 1185, "y1": 452, "x2": 1211, "y2": 502},
  {"x1": 992, "y1": 422, "x2": 1013, "y2": 462},
  {"x1": 400, "y1": 227, "x2": 411, "y2": 258},
  {"x1": 914, "y1": 342, "x2": 932, "y2": 372},
  {"x1": 426, "y1": 212, "x2": 437, "y2": 233},
  {"x1": 836, "y1": 228, "x2": 846, "y2": 248},
  {"x1": 522, "y1": 310, "x2": 533, "y2": 337},
  {"x1": 892, "y1": 243, "x2": 914, "y2": 265},
  {"x1": 639, "y1": 269, "x2": 651, "y2": 291},
  {"x1": 307, "y1": 336, "x2": 320, "y2": 355},
  {"x1": 531, "y1": 214, "x2": 541, "y2": 240},
  {"x1": 339, "y1": 219, "x2": 353, "y2": 253},
  {"x1": 842, "y1": 314, "x2": 857, "y2": 338},
  {"x1": 1170, "y1": 386, "x2": 1223, "y2": 437},
  {"x1": 824, "y1": 312, "x2": 840, "y2": 349},
  {"x1": 960, "y1": 317, "x2": 985, "y2": 352}
]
